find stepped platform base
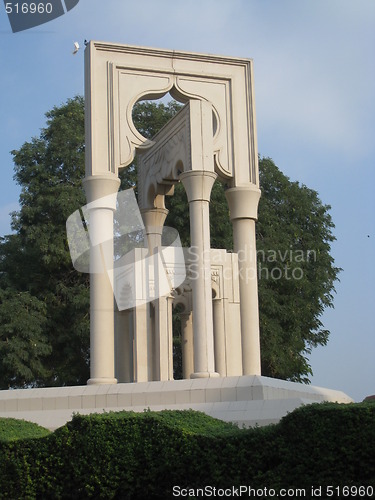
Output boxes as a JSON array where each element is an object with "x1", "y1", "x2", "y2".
[{"x1": 0, "y1": 375, "x2": 353, "y2": 431}]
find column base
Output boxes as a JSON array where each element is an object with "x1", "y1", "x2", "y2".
[
  {"x1": 87, "y1": 377, "x2": 118, "y2": 385},
  {"x1": 190, "y1": 372, "x2": 220, "y2": 379}
]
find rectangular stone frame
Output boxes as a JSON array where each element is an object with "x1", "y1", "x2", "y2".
[
  {"x1": 85, "y1": 41, "x2": 259, "y2": 187},
  {"x1": 84, "y1": 42, "x2": 262, "y2": 383}
]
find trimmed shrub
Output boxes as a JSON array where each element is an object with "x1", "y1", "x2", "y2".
[
  {"x1": 0, "y1": 404, "x2": 373, "y2": 499},
  {"x1": 0, "y1": 418, "x2": 50, "y2": 443},
  {"x1": 274, "y1": 402, "x2": 375, "y2": 488}
]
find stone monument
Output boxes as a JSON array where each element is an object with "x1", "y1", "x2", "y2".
[
  {"x1": 0, "y1": 42, "x2": 353, "y2": 431},
  {"x1": 84, "y1": 41, "x2": 261, "y2": 385}
]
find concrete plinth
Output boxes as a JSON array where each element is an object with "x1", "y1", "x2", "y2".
[{"x1": 0, "y1": 376, "x2": 353, "y2": 431}]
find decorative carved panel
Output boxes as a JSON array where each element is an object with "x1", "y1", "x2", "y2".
[{"x1": 85, "y1": 42, "x2": 259, "y2": 187}]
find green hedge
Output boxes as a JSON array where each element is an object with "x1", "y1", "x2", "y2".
[
  {"x1": 0, "y1": 418, "x2": 50, "y2": 443},
  {"x1": 0, "y1": 403, "x2": 374, "y2": 499}
]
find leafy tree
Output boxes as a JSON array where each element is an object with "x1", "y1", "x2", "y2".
[
  {"x1": 256, "y1": 159, "x2": 340, "y2": 382},
  {"x1": 131, "y1": 100, "x2": 182, "y2": 140},
  {"x1": 0, "y1": 96, "x2": 89, "y2": 388},
  {"x1": 122, "y1": 100, "x2": 183, "y2": 193},
  {"x1": 0, "y1": 96, "x2": 340, "y2": 388},
  {"x1": 0, "y1": 289, "x2": 50, "y2": 387}
]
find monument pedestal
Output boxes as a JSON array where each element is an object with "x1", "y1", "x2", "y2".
[{"x1": 0, "y1": 376, "x2": 352, "y2": 431}]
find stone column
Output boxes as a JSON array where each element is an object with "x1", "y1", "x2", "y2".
[
  {"x1": 166, "y1": 295, "x2": 174, "y2": 379},
  {"x1": 83, "y1": 174, "x2": 121, "y2": 385},
  {"x1": 153, "y1": 291, "x2": 174, "y2": 381},
  {"x1": 133, "y1": 302, "x2": 151, "y2": 382},
  {"x1": 181, "y1": 310, "x2": 194, "y2": 379},
  {"x1": 212, "y1": 296, "x2": 226, "y2": 377},
  {"x1": 141, "y1": 207, "x2": 172, "y2": 381},
  {"x1": 180, "y1": 170, "x2": 219, "y2": 378},
  {"x1": 225, "y1": 185, "x2": 261, "y2": 376}
]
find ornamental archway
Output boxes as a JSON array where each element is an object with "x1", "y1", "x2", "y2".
[{"x1": 84, "y1": 42, "x2": 261, "y2": 384}]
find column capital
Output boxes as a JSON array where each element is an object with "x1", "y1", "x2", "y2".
[
  {"x1": 180, "y1": 170, "x2": 217, "y2": 203},
  {"x1": 83, "y1": 174, "x2": 121, "y2": 208},
  {"x1": 225, "y1": 185, "x2": 261, "y2": 221},
  {"x1": 141, "y1": 207, "x2": 169, "y2": 252},
  {"x1": 141, "y1": 207, "x2": 169, "y2": 230}
]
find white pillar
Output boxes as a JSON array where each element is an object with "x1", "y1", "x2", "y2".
[
  {"x1": 141, "y1": 207, "x2": 173, "y2": 381},
  {"x1": 225, "y1": 185, "x2": 261, "y2": 376},
  {"x1": 83, "y1": 174, "x2": 121, "y2": 385},
  {"x1": 213, "y1": 297, "x2": 226, "y2": 377},
  {"x1": 180, "y1": 170, "x2": 219, "y2": 378},
  {"x1": 153, "y1": 293, "x2": 174, "y2": 381},
  {"x1": 133, "y1": 302, "x2": 151, "y2": 382},
  {"x1": 167, "y1": 296, "x2": 174, "y2": 379}
]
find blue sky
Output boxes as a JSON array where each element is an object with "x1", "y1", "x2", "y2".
[{"x1": 0, "y1": 0, "x2": 374, "y2": 401}]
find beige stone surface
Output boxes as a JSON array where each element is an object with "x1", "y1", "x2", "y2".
[
  {"x1": 85, "y1": 42, "x2": 258, "y2": 184},
  {"x1": 84, "y1": 43, "x2": 262, "y2": 384},
  {"x1": 0, "y1": 376, "x2": 353, "y2": 431}
]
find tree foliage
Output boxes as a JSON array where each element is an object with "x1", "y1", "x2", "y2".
[
  {"x1": 0, "y1": 96, "x2": 89, "y2": 388},
  {"x1": 256, "y1": 159, "x2": 340, "y2": 381},
  {"x1": 0, "y1": 97, "x2": 340, "y2": 388}
]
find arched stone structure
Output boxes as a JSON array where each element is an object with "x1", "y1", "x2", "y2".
[{"x1": 84, "y1": 42, "x2": 261, "y2": 384}]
